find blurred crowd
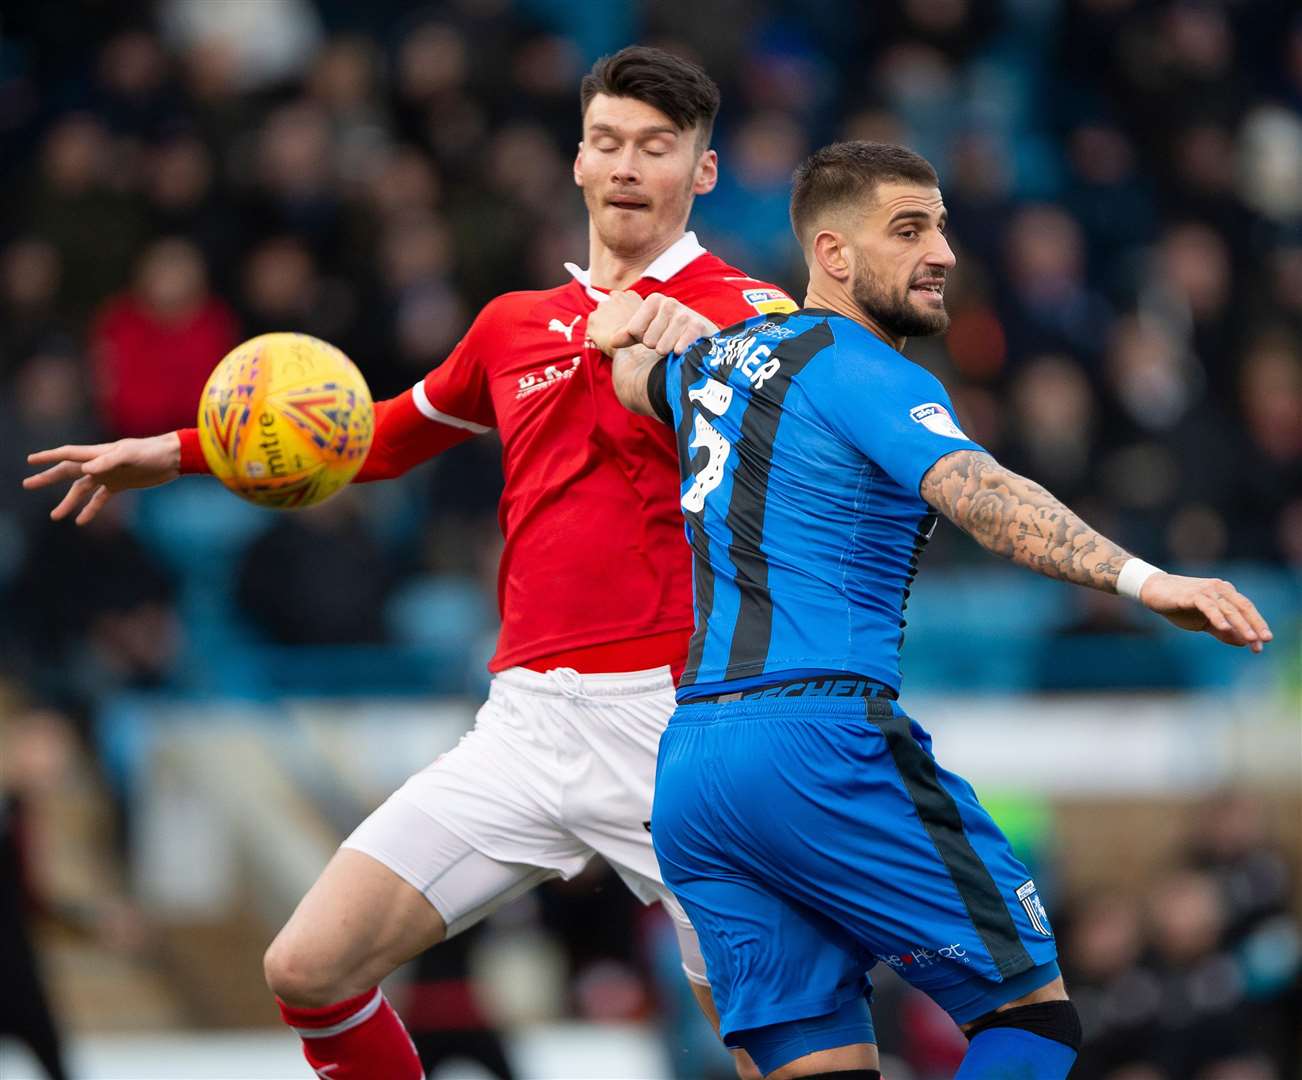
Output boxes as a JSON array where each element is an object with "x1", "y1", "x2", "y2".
[
  {"x1": 0, "y1": 0, "x2": 1299, "y2": 1076},
  {"x1": 2, "y1": 0, "x2": 1300, "y2": 702},
  {"x1": 1057, "y1": 793, "x2": 1300, "y2": 1080},
  {"x1": 0, "y1": 0, "x2": 1298, "y2": 705}
]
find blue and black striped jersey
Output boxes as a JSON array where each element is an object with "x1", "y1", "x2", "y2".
[{"x1": 657, "y1": 309, "x2": 984, "y2": 699}]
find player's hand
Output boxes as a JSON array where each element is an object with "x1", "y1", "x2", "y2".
[
  {"x1": 624, "y1": 293, "x2": 719, "y2": 357},
  {"x1": 586, "y1": 290, "x2": 644, "y2": 354},
  {"x1": 1139, "y1": 573, "x2": 1273, "y2": 653},
  {"x1": 23, "y1": 433, "x2": 182, "y2": 525}
]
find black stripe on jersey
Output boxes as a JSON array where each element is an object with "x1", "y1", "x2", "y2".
[
  {"x1": 722, "y1": 318, "x2": 835, "y2": 679},
  {"x1": 897, "y1": 511, "x2": 938, "y2": 653},
  {"x1": 677, "y1": 337, "x2": 718, "y2": 685},
  {"x1": 865, "y1": 698, "x2": 1036, "y2": 979}
]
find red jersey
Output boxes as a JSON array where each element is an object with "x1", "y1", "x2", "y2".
[{"x1": 180, "y1": 233, "x2": 794, "y2": 672}]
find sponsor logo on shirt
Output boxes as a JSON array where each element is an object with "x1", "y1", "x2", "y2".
[
  {"x1": 742, "y1": 287, "x2": 798, "y2": 315},
  {"x1": 547, "y1": 315, "x2": 582, "y2": 342},
  {"x1": 1017, "y1": 879, "x2": 1053, "y2": 937},
  {"x1": 881, "y1": 943, "x2": 971, "y2": 970},
  {"x1": 909, "y1": 402, "x2": 968, "y2": 440},
  {"x1": 517, "y1": 356, "x2": 581, "y2": 399}
]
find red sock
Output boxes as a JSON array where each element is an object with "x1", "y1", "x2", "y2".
[{"x1": 278, "y1": 988, "x2": 423, "y2": 1079}]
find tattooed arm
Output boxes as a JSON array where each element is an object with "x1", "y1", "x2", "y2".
[
  {"x1": 610, "y1": 344, "x2": 667, "y2": 419},
  {"x1": 920, "y1": 450, "x2": 1273, "y2": 651},
  {"x1": 919, "y1": 449, "x2": 1129, "y2": 590}
]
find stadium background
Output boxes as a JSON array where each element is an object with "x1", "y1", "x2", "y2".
[{"x1": 0, "y1": 0, "x2": 1298, "y2": 1077}]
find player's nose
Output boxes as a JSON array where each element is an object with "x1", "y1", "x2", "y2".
[
  {"x1": 928, "y1": 231, "x2": 957, "y2": 270},
  {"x1": 611, "y1": 146, "x2": 641, "y2": 184}
]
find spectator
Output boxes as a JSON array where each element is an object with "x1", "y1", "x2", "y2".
[
  {"x1": 1062, "y1": 892, "x2": 1160, "y2": 1080},
  {"x1": 90, "y1": 237, "x2": 239, "y2": 438},
  {"x1": 7, "y1": 499, "x2": 181, "y2": 704},
  {"x1": 0, "y1": 239, "x2": 68, "y2": 385},
  {"x1": 0, "y1": 350, "x2": 101, "y2": 540},
  {"x1": 1004, "y1": 353, "x2": 1097, "y2": 503},
  {"x1": 1001, "y1": 204, "x2": 1113, "y2": 364},
  {"x1": 142, "y1": 135, "x2": 240, "y2": 295},
  {"x1": 238, "y1": 235, "x2": 357, "y2": 355},
  {"x1": 1227, "y1": 332, "x2": 1302, "y2": 562},
  {"x1": 23, "y1": 115, "x2": 149, "y2": 326}
]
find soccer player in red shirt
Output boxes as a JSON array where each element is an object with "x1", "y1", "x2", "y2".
[{"x1": 26, "y1": 47, "x2": 792, "y2": 1080}]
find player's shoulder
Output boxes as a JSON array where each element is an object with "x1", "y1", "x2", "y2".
[
  {"x1": 669, "y1": 252, "x2": 796, "y2": 315},
  {"x1": 821, "y1": 314, "x2": 943, "y2": 386}
]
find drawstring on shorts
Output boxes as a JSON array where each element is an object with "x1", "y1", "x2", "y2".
[{"x1": 546, "y1": 666, "x2": 586, "y2": 699}]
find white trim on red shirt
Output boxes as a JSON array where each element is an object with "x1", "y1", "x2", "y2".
[
  {"x1": 412, "y1": 379, "x2": 493, "y2": 433},
  {"x1": 563, "y1": 232, "x2": 708, "y2": 302}
]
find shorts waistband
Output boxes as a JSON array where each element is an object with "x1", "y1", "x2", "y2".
[
  {"x1": 494, "y1": 664, "x2": 674, "y2": 699},
  {"x1": 685, "y1": 675, "x2": 898, "y2": 705}
]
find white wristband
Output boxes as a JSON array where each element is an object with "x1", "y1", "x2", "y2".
[{"x1": 1117, "y1": 557, "x2": 1164, "y2": 601}]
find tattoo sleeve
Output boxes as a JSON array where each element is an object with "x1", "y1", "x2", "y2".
[
  {"x1": 919, "y1": 450, "x2": 1132, "y2": 592},
  {"x1": 611, "y1": 344, "x2": 664, "y2": 419}
]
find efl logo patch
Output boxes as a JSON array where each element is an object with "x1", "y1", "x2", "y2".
[
  {"x1": 909, "y1": 402, "x2": 968, "y2": 440},
  {"x1": 742, "y1": 287, "x2": 798, "y2": 315},
  {"x1": 1016, "y1": 880, "x2": 1053, "y2": 937}
]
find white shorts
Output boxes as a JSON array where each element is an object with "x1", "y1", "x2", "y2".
[{"x1": 342, "y1": 665, "x2": 708, "y2": 983}]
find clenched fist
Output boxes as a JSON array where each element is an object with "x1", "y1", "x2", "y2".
[{"x1": 587, "y1": 290, "x2": 718, "y2": 358}]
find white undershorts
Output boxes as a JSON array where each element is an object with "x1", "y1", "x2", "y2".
[{"x1": 342, "y1": 665, "x2": 708, "y2": 984}]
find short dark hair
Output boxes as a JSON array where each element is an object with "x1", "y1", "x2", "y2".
[
  {"x1": 580, "y1": 46, "x2": 720, "y2": 148},
  {"x1": 790, "y1": 141, "x2": 939, "y2": 247}
]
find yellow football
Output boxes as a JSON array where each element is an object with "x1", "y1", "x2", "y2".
[{"x1": 197, "y1": 333, "x2": 374, "y2": 509}]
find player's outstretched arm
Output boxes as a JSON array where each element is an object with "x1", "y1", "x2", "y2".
[
  {"x1": 920, "y1": 449, "x2": 1273, "y2": 652},
  {"x1": 23, "y1": 434, "x2": 182, "y2": 525}
]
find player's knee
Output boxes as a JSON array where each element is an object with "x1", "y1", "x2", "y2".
[{"x1": 263, "y1": 933, "x2": 351, "y2": 1007}]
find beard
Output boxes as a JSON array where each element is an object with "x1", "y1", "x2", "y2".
[{"x1": 851, "y1": 263, "x2": 950, "y2": 339}]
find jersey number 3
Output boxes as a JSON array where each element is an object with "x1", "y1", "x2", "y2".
[{"x1": 682, "y1": 380, "x2": 734, "y2": 513}]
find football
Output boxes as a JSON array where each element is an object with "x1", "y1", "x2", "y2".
[{"x1": 197, "y1": 333, "x2": 374, "y2": 509}]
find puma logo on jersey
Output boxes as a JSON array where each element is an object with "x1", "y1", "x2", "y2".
[
  {"x1": 517, "y1": 356, "x2": 581, "y2": 399},
  {"x1": 548, "y1": 315, "x2": 582, "y2": 342}
]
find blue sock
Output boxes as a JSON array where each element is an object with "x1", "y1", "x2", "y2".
[{"x1": 953, "y1": 1026, "x2": 1078, "y2": 1079}]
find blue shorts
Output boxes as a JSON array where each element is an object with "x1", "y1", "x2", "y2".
[{"x1": 651, "y1": 695, "x2": 1060, "y2": 1046}]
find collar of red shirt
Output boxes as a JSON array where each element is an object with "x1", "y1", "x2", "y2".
[{"x1": 563, "y1": 231, "x2": 707, "y2": 302}]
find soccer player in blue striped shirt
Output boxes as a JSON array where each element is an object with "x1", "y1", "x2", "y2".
[{"x1": 586, "y1": 142, "x2": 1272, "y2": 1080}]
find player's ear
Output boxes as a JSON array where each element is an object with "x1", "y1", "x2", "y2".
[
  {"x1": 573, "y1": 142, "x2": 585, "y2": 188},
  {"x1": 812, "y1": 229, "x2": 851, "y2": 283},
  {"x1": 693, "y1": 148, "x2": 718, "y2": 195}
]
